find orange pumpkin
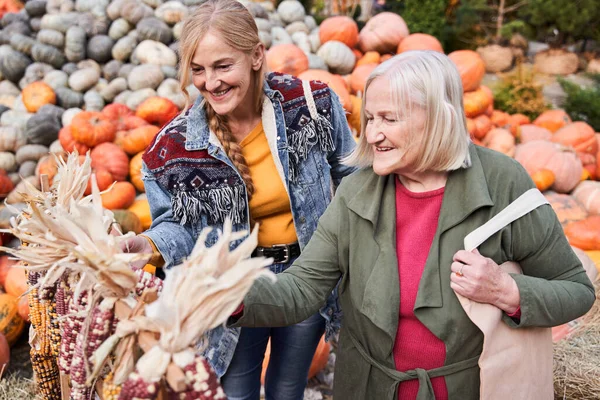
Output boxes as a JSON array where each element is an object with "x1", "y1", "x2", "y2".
[
  {"x1": 0, "y1": 334, "x2": 9, "y2": 371},
  {"x1": 85, "y1": 168, "x2": 115, "y2": 196},
  {"x1": 572, "y1": 181, "x2": 600, "y2": 215},
  {"x1": 124, "y1": 115, "x2": 150, "y2": 130},
  {"x1": 482, "y1": 128, "x2": 515, "y2": 157},
  {"x1": 490, "y1": 110, "x2": 511, "y2": 128},
  {"x1": 466, "y1": 118, "x2": 478, "y2": 140},
  {"x1": 472, "y1": 114, "x2": 492, "y2": 140},
  {"x1": 58, "y1": 125, "x2": 90, "y2": 155},
  {"x1": 518, "y1": 124, "x2": 552, "y2": 143},
  {"x1": 35, "y1": 155, "x2": 59, "y2": 187},
  {"x1": 397, "y1": 33, "x2": 443, "y2": 54},
  {"x1": 17, "y1": 296, "x2": 29, "y2": 322},
  {"x1": 129, "y1": 152, "x2": 145, "y2": 192},
  {"x1": 90, "y1": 142, "x2": 129, "y2": 182},
  {"x1": 531, "y1": 169, "x2": 555, "y2": 191},
  {"x1": 352, "y1": 48, "x2": 363, "y2": 61},
  {"x1": 101, "y1": 181, "x2": 136, "y2": 210},
  {"x1": 448, "y1": 50, "x2": 486, "y2": 92},
  {"x1": 0, "y1": 255, "x2": 16, "y2": 287},
  {"x1": 128, "y1": 199, "x2": 152, "y2": 230},
  {"x1": 350, "y1": 63, "x2": 378, "y2": 95},
  {"x1": 267, "y1": 44, "x2": 309, "y2": 76},
  {"x1": 463, "y1": 87, "x2": 493, "y2": 118},
  {"x1": 298, "y1": 70, "x2": 352, "y2": 112},
  {"x1": 357, "y1": 12, "x2": 409, "y2": 53},
  {"x1": 0, "y1": 293, "x2": 24, "y2": 345},
  {"x1": 533, "y1": 109, "x2": 572, "y2": 133},
  {"x1": 135, "y1": 97, "x2": 179, "y2": 128},
  {"x1": 122, "y1": 125, "x2": 160, "y2": 155},
  {"x1": 347, "y1": 95, "x2": 362, "y2": 134},
  {"x1": 5, "y1": 267, "x2": 27, "y2": 297},
  {"x1": 71, "y1": 111, "x2": 117, "y2": 147},
  {"x1": 564, "y1": 215, "x2": 600, "y2": 250},
  {"x1": 510, "y1": 113, "x2": 530, "y2": 126},
  {"x1": 102, "y1": 103, "x2": 134, "y2": 131},
  {"x1": 261, "y1": 335, "x2": 330, "y2": 384},
  {"x1": 544, "y1": 191, "x2": 588, "y2": 226},
  {"x1": 356, "y1": 51, "x2": 381, "y2": 67},
  {"x1": 22, "y1": 81, "x2": 56, "y2": 113},
  {"x1": 380, "y1": 54, "x2": 393, "y2": 63},
  {"x1": 515, "y1": 140, "x2": 583, "y2": 193},
  {"x1": 0, "y1": 170, "x2": 14, "y2": 200},
  {"x1": 551, "y1": 122, "x2": 598, "y2": 155},
  {"x1": 319, "y1": 16, "x2": 359, "y2": 48}
]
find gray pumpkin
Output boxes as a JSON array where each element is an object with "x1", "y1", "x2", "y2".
[
  {"x1": 9, "y1": 33, "x2": 37, "y2": 56},
  {"x1": 111, "y1": 35, "x2": 137, "y2": 62},
  {"x1": 29, "y1": 18, "x2": 42, "y2": 32},
  {"x1": 18, "y1": 160, "x2": 37, "y2": 179},
  {"x1": 103, "y1": 59, "x2": 123, "y2": 81},
  {"x1": 25, "y1": 112, "x2": 61, "y2": 146},
  {"x1": 55, "y1": 87, "x2": 84, "y2": 108},
  {"x1": 136, "y1": 17, "x2": 172, "y2": 44},
  {"x1": 0, "y1": 45, "x2": 32, "y2": 83},
  {"x1": 182, "y1": 0, "x2": 206, "y2": 5},
  {"x1": 168, "y1": 41, "x2": 178, "y2": 56},
  {"x1": 37, "y1": 29, "x2": 65, "y2": 49},
  {"x1": 106, "y1": 0, "x2": 127, "y2": 20},
  {"x1": 0, "y1": 105, "x2": 8, "y2": 117},
  {"x1": 83, "y1": 90, "x2": 104, "y2": 111},
  {"x1": 4, "y1": 21, "x2": 32, "y2": 37},
  {"x1": 68, "y1": 67, "x2": 100, "y2": 91},
  {"x1": 32, "y1": 42, "x2": 66, "y2": 68},
  {"x1": 44, "y1": 70, "x2": 69, "y2": 90},
  {"x1": 77, "y1": 59, "x2": 101, "y2": 74},
  {"x1": 0, "y1": 31, "x2": 11, "y2": 45},
  {"x1": 246, "y1": 2, "x2": 268, "y2": 19},
  {"x1": 118, "y1": 63, "x2": 135, "y2": 79},
  {"x1": 1, "y1": 12, "x2": 29, "y2": 28},
  {"x1": 19, "y1": 62, "x2": 55, "y2": 89},
  {"x1": 154, "y1": 1, "x2": 188, "y2": 25},
  {"x1": 161, "y1": 65, "x2": 177, "y2": 79},
  {"x1": 108, "y1": 18, "x2": 132, "y2": 41},
  {"x1": 113, "y1": 89, "x2": 132, "y2": 105},
  {"x1": 38, "y1": 104, "x2": 65, "y2": 121},
  {"x1": 127, "y1": 64, "x2": 163, "y2": 90},
  {"x1": 78, "y1": 13, "x2": 110, "y2": 36},
  {"x1": 121, "y1": 1, "x2": 154, "y2": 25},
  {"x1": 25, "y1": 1, "x2": 48, "y2": 17},
  {"x1": 61, "y1": 62, "x2": 78, "y2": 75},
  {"x1": 65, "y1": 25, "x2": 87, "y2": 62},
  {"x1": 86, "y1": 35, "x2": 114, "y2": 64},
  {"x1": 142, "y1": 0, "x2": 163, "y2": 8}
]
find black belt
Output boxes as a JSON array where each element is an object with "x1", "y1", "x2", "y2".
[{"x1": 252, "y1": 243, "x2": 300, "y2": 263}]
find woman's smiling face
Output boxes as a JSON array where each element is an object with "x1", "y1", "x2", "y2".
[
  {"x1": 191, "y1": 30, "x2": 262, "y2": 118},
  {"x1": 364, "y1": 76, "x2": 427, "y2": 176}
]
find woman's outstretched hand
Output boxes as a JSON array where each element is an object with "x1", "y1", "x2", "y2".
[
  {"x1": 450, "y1": 249, "x2": 520, "y2": 314},
  {"x1": 120, "y1": 235, "x2": 154, "y2": 270}
]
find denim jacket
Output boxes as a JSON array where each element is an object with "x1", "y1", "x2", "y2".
[{"x1": 141, "y1": 73, "x2": 356, "y2": 377}]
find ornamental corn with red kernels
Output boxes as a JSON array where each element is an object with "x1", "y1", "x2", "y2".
[
  {"x1": 167, "y1": 356, "x2": 226, "y2": 400},
  {"x1": 118, "y1": 372, "x2": 160, "y2": 400}
]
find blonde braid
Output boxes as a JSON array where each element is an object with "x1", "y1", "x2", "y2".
[{"x1": 205, "y1": 104, "x2": 256, "y2": 199}]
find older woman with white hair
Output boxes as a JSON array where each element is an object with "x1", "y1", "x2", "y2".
[{"x1": 231, "y1": 50, "x2": 595, "y2": 399}]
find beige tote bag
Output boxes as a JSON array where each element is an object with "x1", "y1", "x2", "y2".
[{"x1": 455, "y1": 188, "x2": 553, "y2": 400}]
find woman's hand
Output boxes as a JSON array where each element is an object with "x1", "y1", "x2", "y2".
[
  {"x1": 450, "y1": 249, "x2": 520, "y2": 314},
  {"x1": 120, "y1": 235, "x2": 154, "y2": 270}
]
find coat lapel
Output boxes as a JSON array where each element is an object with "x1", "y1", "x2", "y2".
[
  {"x1": 414, "y1": 145, "x2": 494, "y2": 330},
  {"x1": 347, "y1": 172, "x2": 400, "y2": 340}
]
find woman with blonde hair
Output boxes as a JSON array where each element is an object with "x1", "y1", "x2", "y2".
[
  {"x1": 230, "y1": 50, "x2": 595, "y2": 399},
  {"x1": 120, "y1": 0, "x2": 356, "y2": 398}
]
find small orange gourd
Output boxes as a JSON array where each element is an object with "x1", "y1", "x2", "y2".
[
  {"x1": 0, "y1": 293, "x2": 25, "y2": 345},
  {"x1": 22, "y1": 81, "x2": 56, "y2": 113},
  {"x1": 101, "y1": 181, "x2": 136, "y2": 210},
  {"x1": 531, "y1": 169, "x2": 555, "y2": 192}
]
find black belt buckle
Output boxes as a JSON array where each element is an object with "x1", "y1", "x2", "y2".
[{"x1": 270, "y1": 243, "x2": 291, "y2": 263}]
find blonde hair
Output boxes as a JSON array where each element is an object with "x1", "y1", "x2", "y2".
[
  {"x1": 178, "y1": 0, "x2": 267, "y2": 198},
  {"x1": 344, "y1": 50, "x2": 471, "y2": 172}
]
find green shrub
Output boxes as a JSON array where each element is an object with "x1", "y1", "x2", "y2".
[
  {"x1": 558, "y1": 75, "x2": 600, "y2": 131},
  {"x1": 493, "y1": 66, "x2": 550, "y2": 120}
]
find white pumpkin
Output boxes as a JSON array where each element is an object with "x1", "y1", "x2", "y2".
[
  {"x1": 254, "y1": 18, "x2": 273, "y2": 33},
  {"x1": 308, "y1": 29, "x2": 320, "y2": 53},
  {"x1": 1, "y1": 111, "x2": 32, "y2": 131},
  {"x1": 286, "y1": 21, "x2": 309, "y2": 36},
  {"x1": 18, "y1": 161, "x2": 37, "y2": 179},
  {"x1": 291, "y1": 32, "x2": 311, "y2": 55},
  {"x1": 49, "y1": 139, "x2": 65, "y2": 155},
  {"x1": 62, "y1": 107, "x2": 82, "y2": 126},
  {"x1": 132, "y1": 40, "x2": 177, "y2": 67},
  {"x1": 83, "y1": 90, "x2": 105, "y2": 111},
  {"x1": 44, "y1": 70, "x2": 69, "y2": 90},
  {"x1": 0, "y1": 95, "x2": 16, "y2": 109},
  {"x1": 114, "y1": 90, "x2": 133, "y2": 105},
  {"x1": 100, "y1": 77, "x2": 128, "y2": 102},
  {"x1": 112, "y1": 35, "x2": 138, "y2": 62},
  {"x1": 271, "y1": 26, "x2": 293, "y2": 46},
  {"x1": 259, "y1": 31, "x2": 272, "y2": 49},
  {"x1": 317, "y1": 40, "x2": 356, "y2": 75},
  {"x1": 109, "y1": 18, "x2": 132, "y2": 41},
  {"x1": 155, "y1": 1, "x2": 188, "y2": 25},
  {"x1": 127, "y1": 64, "x2": 164, "y2": 91},
  {"x1": 0, "y1": 81, "x2": 20, "y2": 97},
  {"x1": 173, "y1": 21, "x2": 184, "y2": 40},
  {"x1": 157, "y1": 78, "x2": 185, "y2": 109},
  {"x1": 308, "y1": 54, "x2": 328, "y2": 71},
  {"x1": 15, "y1": 144, "x2": 49, "y2": 164},
  {"x1": 277, "y1": 0, "x2": 305, "y2": 24},
  {"x1": 0, "y1": 152, "x2": 17, "y2": 172},
  {"x1": 68, "y1": 67, "x2": 101, "y2": 92},
  {"x1": 126, "y1": 88, "x2": 157, "y2": 110},
  {"x1": 304, "y1": 15, "x2": 317, "y2": 31},
  {"x1": 0, "y1": 126, "x2": 26, "y2": 152}
]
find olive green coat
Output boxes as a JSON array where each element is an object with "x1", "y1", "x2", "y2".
[{"x1": 233, "y1": 145, "x2": 595, "y2": 399}]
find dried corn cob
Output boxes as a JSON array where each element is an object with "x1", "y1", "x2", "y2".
[
  {"x1": 135, "y1": 269, "x2": 164, "y2": 297},
  {"x1": 168, "y1": 356, "x2": 226, "y2": 400},
  {"x1": 46, "y1": 297, "x2": 61, "y2": 358},
  {"x1": 102, "y1": 372, "x2": 122, "y2": 400},
  {"x1": 30, "y1": 349, "x2": 61, "y2": 399},
  {"x1": 118, "y1": 372, "x2": 160, "y2": 400},
  {"x1": 58, "y1": 291, "x2": 88, "y2": 374},
  {"x1": 70, "y1": 300, "x2": 115, "y2": 399}
]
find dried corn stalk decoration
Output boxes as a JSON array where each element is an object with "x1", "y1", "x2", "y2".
[{"x1": 92, "y1": 220, "x2": 276, "y2": 399}]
